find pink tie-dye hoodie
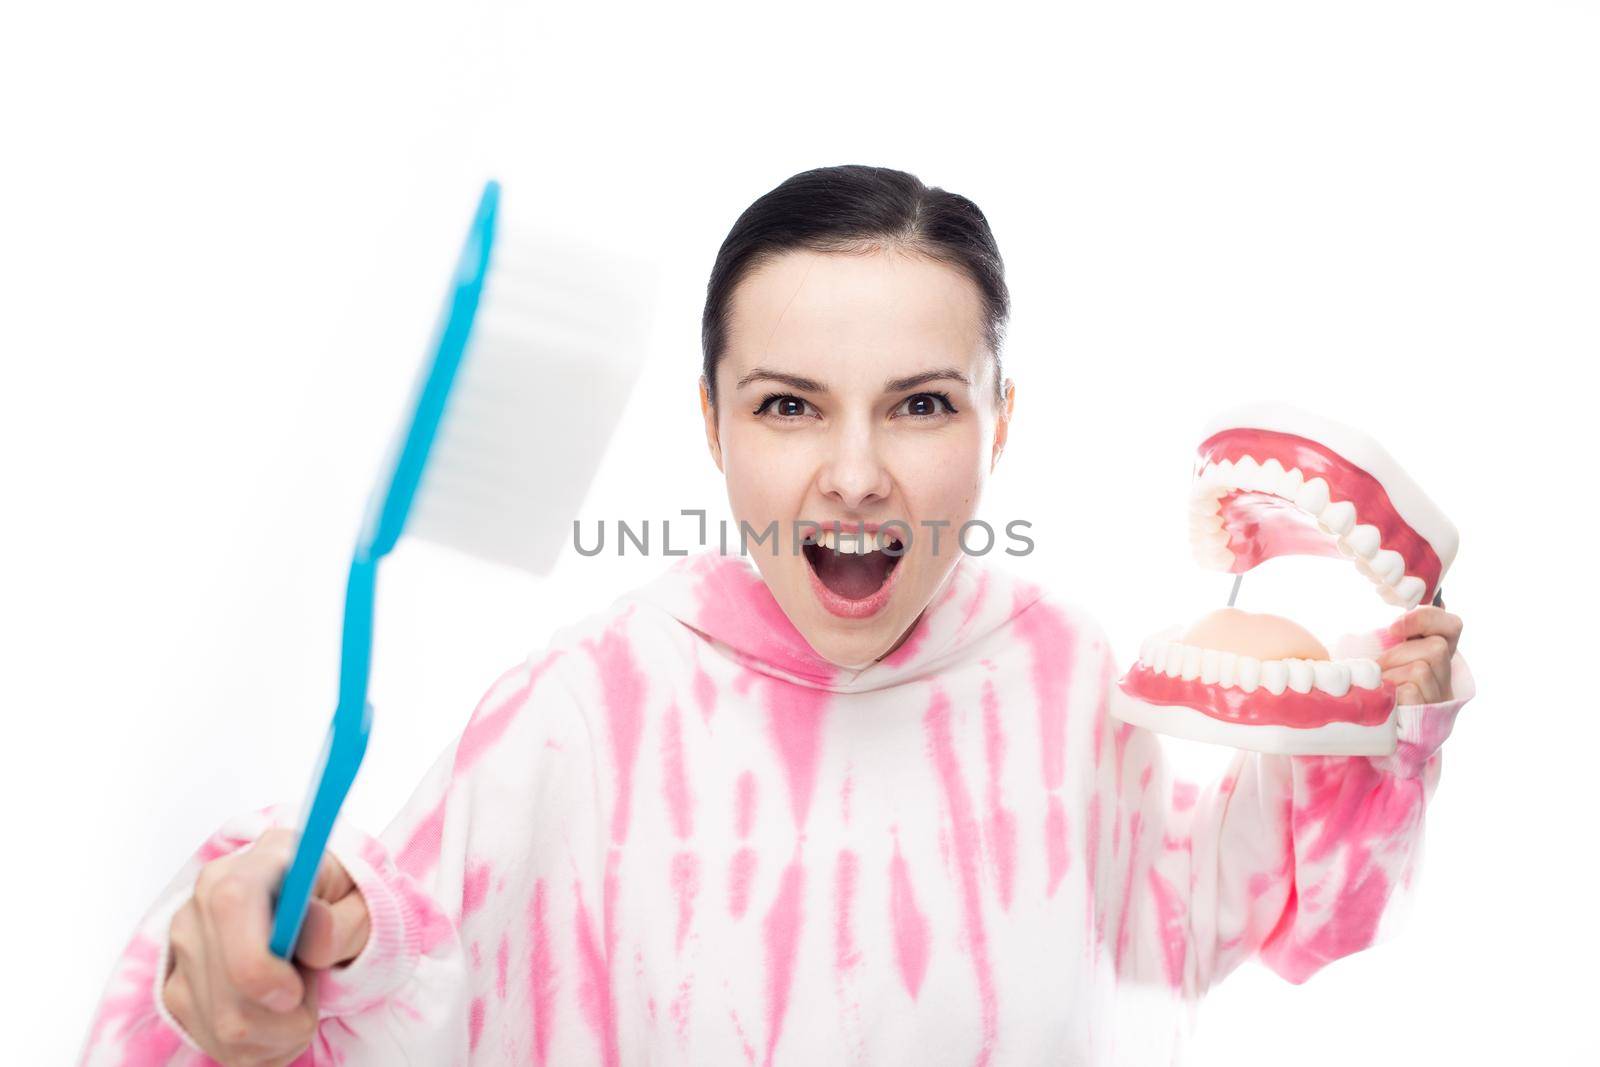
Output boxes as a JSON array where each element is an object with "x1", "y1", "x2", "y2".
[{"x1": 80, "y1": 548, "x2": 1475, "y2": 1066}]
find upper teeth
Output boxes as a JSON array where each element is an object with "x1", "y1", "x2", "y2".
[
  {"x1": 1191, "y1": 457, "x2": 1429, "y2": 610},
  {"x1": 814, "y1": 528, "x2": 898, "y2": 554}
]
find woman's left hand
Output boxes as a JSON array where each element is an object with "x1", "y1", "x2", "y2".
[{"x1": 1379, "y1": 605, "x2": 1464, "y2": 705}]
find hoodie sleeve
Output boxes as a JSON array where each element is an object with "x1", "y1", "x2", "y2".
[
  {"x1": 77, "y1": 646, "x2": 603, "y2": 1066},
  {"x1": 1100, "y1": 638, "x2": 1476, "y2": 996}
]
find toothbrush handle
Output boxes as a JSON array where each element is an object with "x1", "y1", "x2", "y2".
[{"x1": 268, "y1": 698, "x2": 372, "y2": 959}]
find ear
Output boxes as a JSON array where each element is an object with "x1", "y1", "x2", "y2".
[
  {"x1": 700, "y1": 375, "x2": 724, "y2": 472},
  {"x1": 990, "y1": 377, "x2": 1015, "y2": 471}
]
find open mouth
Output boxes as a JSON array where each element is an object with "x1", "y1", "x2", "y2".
[
  {"x1": 1113, "y1": 404, "x2": 1459, "y2": 756},
  {"x1": 801, "y1": 525, "x2": 906, "y2": 619}
]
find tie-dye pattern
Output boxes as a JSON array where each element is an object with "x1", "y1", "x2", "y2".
[{"x1": 78, "y1": 549, "x2": 1474, "y2": 1065}]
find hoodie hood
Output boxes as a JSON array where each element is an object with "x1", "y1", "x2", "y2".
[{"x1": 622, "y1": 548, "x2": 1048, "y2": 694}]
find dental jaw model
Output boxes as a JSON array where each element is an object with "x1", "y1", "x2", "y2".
[{"x1": 1110, "y1": 404, "x2": 1459, "y2": 756}]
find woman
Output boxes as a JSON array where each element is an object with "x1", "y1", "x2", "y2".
[{"x1": 80, "y1": 165, "x2": 1472, "y2": 1066}]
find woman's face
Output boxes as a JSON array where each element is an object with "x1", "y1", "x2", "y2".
[{"x1": 700, "y1": 246, "x2": 1014, "y2": 668}]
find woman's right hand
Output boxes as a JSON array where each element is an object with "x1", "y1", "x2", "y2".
[{"x1": 161, "y1": 827, "x2": 372, "y2": 1067}]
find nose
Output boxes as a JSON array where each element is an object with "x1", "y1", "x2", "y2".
[{"x1": 816, "y1": 420, "x2": 893, "y2": 511}]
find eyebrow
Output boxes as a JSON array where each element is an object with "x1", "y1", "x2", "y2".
[
  {"x1": 885, "y1": 368, "x2": 971, "y2": 392},
  {"x1": 735, "y1": 367, "x2": 971, "y2": 393},
  {"x1": 736, "y1": 368, "x2": 826, "y2": 392}
]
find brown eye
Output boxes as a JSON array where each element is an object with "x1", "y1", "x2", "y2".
[
  {"x1": 754, "y1": 393, "x2": 817, "y2": 420},
  {"x1": 894, "y1": 391, "x2": 958, "y2": 419}
]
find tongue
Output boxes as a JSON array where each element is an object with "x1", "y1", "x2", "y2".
[{"x1": 811, "y1": 547, "x2": 895, "y2": 599}]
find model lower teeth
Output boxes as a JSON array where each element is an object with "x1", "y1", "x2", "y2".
[{"x1": 1137, "y1": 607, "x2": 1383, "y2": 698}]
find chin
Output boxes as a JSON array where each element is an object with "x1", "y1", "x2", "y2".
[{"x1": 801, "y1": 619, "x2": 903, "y2": 670}]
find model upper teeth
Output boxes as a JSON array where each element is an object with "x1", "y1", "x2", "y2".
[
  {"x1": 814, "y1": 529, "x2": 899, "y2": 554},
  {"x1": 1191, "y1": 457, "x2": 1430, "y2": 609},
  {"x1": 1138, "y1": 638, "x2": 1380, "y2": 697}
]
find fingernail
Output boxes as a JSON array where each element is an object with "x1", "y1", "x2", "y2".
[{"x1": 264, "y1": 989, "x2": 297, "y2": 1012}]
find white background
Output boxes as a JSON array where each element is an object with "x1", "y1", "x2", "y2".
[{"x1": 4, "y1": 2, "x2": 1596, "y2": 1063}]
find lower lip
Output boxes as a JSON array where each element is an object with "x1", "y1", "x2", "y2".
[{"x1": 805, "y1": 549, "x2": 905, "y2": 619}]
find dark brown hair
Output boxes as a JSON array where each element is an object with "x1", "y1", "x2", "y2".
[{"x1": 700, "y1": 164, "x2": 1010, "y2": 408}]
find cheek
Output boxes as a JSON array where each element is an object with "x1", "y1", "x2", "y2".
[
  {"x1": 720, "y1": 426, "x2": 812, "y2": 518},
  {"x1": 893, "y1": 426, "x2": 987, "y2": 521}
]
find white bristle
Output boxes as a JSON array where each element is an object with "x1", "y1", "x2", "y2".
[{"x1": 405, "y1": 197, "x2": 659, "y2": 575}]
